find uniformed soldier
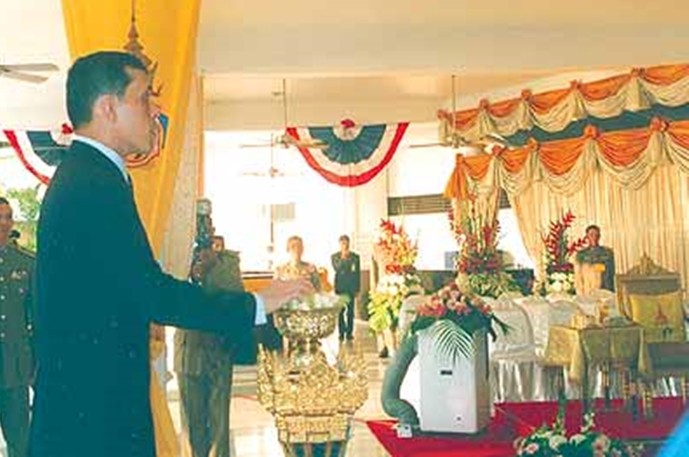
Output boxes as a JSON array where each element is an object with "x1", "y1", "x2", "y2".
[
  {"x1": 174, "y1": 239, "x2": 246, "y2": 457},
  {"x1": 331, "y1": 235, "x2": 360, "y2": 341},
  {"x1": 0, "y1": 197, "x2": 34, "y2": 457}
]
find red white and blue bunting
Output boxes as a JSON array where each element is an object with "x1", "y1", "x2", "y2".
[
  {"x1": 2, "y1": 126, "x2": 73, "y2": 185},
  {"x1": 287, "y1": 119, "x2": 409, "y2": 187},
  {"x1": 2, "y1": 115, "x2": 169, "y2": 185}
]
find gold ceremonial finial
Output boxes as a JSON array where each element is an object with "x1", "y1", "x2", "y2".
[{"x1": 123, "y1": 0, "x2": 162, "y2": 96}]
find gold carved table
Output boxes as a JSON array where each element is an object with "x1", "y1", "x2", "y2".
[{"x1": 543, "y1": 324, "x2": 650, "y2": 411}]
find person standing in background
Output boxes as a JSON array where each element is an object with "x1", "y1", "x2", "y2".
[
  {"x1": 575, "y1": 224, "x2": 616, "y2": 292},
  {"x1": 175, "y1": 242, "x2": 246, "y2": 457},
  {"x1": 275, "y1": 236, "x2": 322, "y2": 291},
  {"x1": 0, "y1": 197, "x2": 34, "y2": 457},
  {"x1": 331, "y1": 235, "x2": 360, "y2": 341}
]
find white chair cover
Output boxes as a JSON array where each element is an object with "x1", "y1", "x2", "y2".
[
  {"x1": 548, "y1": 300, "x2": 580, "y2": 327},
  {"x1": 489, "y1": 304, "x2": 543, "y2": 402},
  {"x1": 516, "y1": 296, "x2": 550, "y2": 357},
  {"x1": 498, "y1": 291, "x2": 524, "y2": 301},
  {"x1": 573, "y1": 295, "x2": 597, "y2": 317}
]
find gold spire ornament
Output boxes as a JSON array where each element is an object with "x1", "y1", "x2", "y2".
[{"x1": 122, "y1": 0, "x2": 162, "y2": 97}]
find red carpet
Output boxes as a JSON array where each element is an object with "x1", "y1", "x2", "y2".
[{"x1": 367, "y1": 398, "x2": 684, "y2": 457}]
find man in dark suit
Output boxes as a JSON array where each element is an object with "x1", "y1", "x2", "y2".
[
  {"x1": 28, "y1": 51, "x2": 310, "y2": 457},
  {"x1": 0, "y1": 198, "x2": 34, "y2": 457},
  {"x1": 331, "y1": 235, "x2": 360, "y2": 341}
]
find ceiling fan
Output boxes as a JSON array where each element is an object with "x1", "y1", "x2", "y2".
[
  {"x1": 0, "y1": 63, "x2": 59, "y2": 84},
  {"x1": 240, "y1": 134, "x2": 305, "y2": 178},
  {"x1": 241, "y1": 79, "x2": 328, "y2": 150},
  {"x1": 409, "y1": 75, "x2": 513, "y2": 152}
]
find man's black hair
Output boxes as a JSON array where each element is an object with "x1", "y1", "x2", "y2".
[{"x1": 66, "y1": 51, "x2": 147, "y2": 128}]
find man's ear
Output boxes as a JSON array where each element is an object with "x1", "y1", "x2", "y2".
[{"x1": 92, "y1": 94, "x2": 118, "y2": 125}]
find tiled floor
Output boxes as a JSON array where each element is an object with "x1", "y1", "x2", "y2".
[{"x1": 167, "y1": 320, "x2": 391, "y2": 457}]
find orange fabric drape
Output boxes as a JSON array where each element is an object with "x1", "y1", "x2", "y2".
[
  {"x1": 444, "y1": 155, "x2": 469, "y2": 199},
  {"x1": 530, "y1": 87, "x2": 572, "y2": 115},
  {"x1": 499, "y1": 146, "x2": 532, "y2": 174},
  {"x1": 487, "y1": 98, "x2": 522, "y2": 118},
  {"x1": 578, "y1": 74, "x2": 631, "y2": 101},
  {"x1": 444, "y1": 118, "x2": 689, "y2": 201},
  {"x1": 538, "y1": 137, "x2": 587, "y2": 176},
  {"x1": 465, "y1": 154, "x2": 492, "y2": 181},
  {"x1": 668, "y1": 120, "x2": 689, "y2": 149},
  {"x1": 642, "y1": 64, "x2": 689, "y2": 85},
  {"x1": 446, "y1": 63, "x2": 689, "y2": 132},
  {"x1": 444, "y1": 154, "x2": 493, "y2": 200},
  {"x1": 596, "y1": 129, "x2": 652, "y2": 167}
]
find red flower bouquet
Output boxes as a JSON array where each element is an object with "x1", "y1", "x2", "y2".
[
  {"x1": 542, "y1": 210, "x2": 587, "y2": 275},
  {"x1": 409, "y1": 281, "x2": 508, "y2": 362}
]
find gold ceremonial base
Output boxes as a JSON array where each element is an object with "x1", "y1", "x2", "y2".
[
  {"x1": 258, "y1": 305, "x2": 368, "y2": 457},
  {"x1": 277, "y1": 414, "x2": 351, "y2": 457}
]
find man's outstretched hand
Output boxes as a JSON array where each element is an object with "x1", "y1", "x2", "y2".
[{"x1": 257, "y1": 278, "x2": 314, "y2": 315}]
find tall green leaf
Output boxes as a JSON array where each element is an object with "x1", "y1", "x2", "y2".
[{"x1": 427, "y1": 320, "x2": 475, "y2": 365}]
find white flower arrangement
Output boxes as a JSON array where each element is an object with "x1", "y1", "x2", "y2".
[
  {"x1": 282, "y1": 293, "x2": 347, "y2": 311},
  {"x1": 515, "y1": 412, "x2": 642, "y2": 457},
  {"x1": 546, "y1": 272, "x2": 575, "y2": 295}
]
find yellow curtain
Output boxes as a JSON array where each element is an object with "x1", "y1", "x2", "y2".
[
  {"x1": 61, "y1": 2, "x2": 202, "y2": 456},
  {"x1": 159, "y1": 74, "x2": 203, "y2": 279},
  {"x1": 61, "y1": 0, "x2": 201, "y2": 255},
  {"x1": 511, "y1": 166, "x2": 689, "y2": 284}
]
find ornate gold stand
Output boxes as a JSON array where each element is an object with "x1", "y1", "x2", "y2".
[{"x1": 257, "y1": 306, "x2": 368, "y2": 457}]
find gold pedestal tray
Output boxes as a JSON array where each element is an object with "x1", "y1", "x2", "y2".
[
  {"x1": 258, "y1": 302, "x2": 368, "y2": 457},
  {"x1": 272, "y1": 306, "x2": 340, "y2": 371}
]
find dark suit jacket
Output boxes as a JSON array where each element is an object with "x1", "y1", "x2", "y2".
[
  {"x1": 29, "y1": 141, "x2": 256, "y2": 457},
  {"x1": 331, "y1": 251, "x2": 360, "y2": 295}
]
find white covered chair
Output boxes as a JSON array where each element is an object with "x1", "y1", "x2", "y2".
[
  {"x1": 489, "y1": 304, "x2": 542, "y2": 402},
  {"x1": 573, "y1": 295, "x2": 598, "y2": 317},
  {"x1": 515, "y1": 295, "x2": 551, "y2": 357},
  {"x1": 548, "y1": 299, "x2": 580, "y2": 327}
]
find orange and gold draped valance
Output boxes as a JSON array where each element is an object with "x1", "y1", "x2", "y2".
[
  {"x1": 439, "y1": 64, "x2": 689, "y2": 142},
  {"x1": 444, "y1": 119, "x2": 689, "y2": 199}
]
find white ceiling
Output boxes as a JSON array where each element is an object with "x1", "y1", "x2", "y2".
[{"x1": 1, "y1": 0, "x2": 689, "y2": 132}]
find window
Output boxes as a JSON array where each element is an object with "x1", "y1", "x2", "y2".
[{"x1": 204, "y1": 131, "x2": 350, "y2": 272}]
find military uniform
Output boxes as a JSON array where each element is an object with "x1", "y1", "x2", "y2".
[
  {"x1": 174, "y1": 250, "x2": 245, "y2": 457},
  {"x1": 0, "y1": 244, "x2": 34, "y2": 457},
  {"x1": 331, "y1": 251, "x2": 360, "y2": 340},
  {"x1": 576, "y1": 245, "x2": 616, "y2": 291}
]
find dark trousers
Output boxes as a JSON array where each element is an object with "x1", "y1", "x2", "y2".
[
  {"x1": 178, "y1": 367, "x2": 233, "y2": 457},
  {"x1": 0, "y1": 386, "x2": 29, "y2": 457},
  {"x1": 337, "y1": 292, "x2": 355, "y2": 339}
]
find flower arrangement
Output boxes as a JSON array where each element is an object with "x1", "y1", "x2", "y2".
[
  {"x1": 449, "y1": 204, "x2": 519, "y2": 298},
  {"x1": 408, "y1": 281, "x2": 508, "y2": 363},
  {"x1": 369, "y1": 220, "x2": 422, "y2": 333},
  {"x1": 539, "y1": 210, "x2": 586, "y2": 295},
  {"x1": 368, "y1": 273, "x2": 422, "y2": 333},
  {"x1": 373, "y1": 219, "x2": 418, "y2": 275},
  {"x1": 515, "y1": 412, "x2": 642, "y2": 457}
]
